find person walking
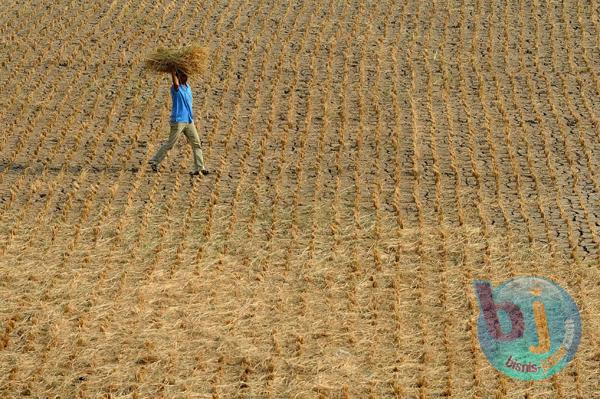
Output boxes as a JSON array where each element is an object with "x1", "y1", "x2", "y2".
[{"x1": 149, "y1": 68, "x2": 209, "y2": 176}]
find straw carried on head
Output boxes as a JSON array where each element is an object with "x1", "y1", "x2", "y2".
[{"x1": 144, "y1": 45, "x2": 208, "y2": 76}]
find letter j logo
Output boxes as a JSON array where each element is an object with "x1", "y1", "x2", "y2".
[{"x1": 473, "y1": 276, "x2": 582, "y2": 380}]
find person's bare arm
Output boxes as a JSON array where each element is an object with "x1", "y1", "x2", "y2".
[{"x1": 171, "y1": 69, "x2": 180, "y2": 90}]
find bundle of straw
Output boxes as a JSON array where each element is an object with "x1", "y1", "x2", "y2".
[{"x1": 144, "y1": 45, "x2": 208, "y2": 75}]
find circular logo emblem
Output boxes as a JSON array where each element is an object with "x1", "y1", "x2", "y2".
[{"x1": 473, "y1": 276, "x2": 582, "y2": 380}]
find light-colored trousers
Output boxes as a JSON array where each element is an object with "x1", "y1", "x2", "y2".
[{"x1": 151, "y1": 121, "x2": 205, "y2": 172}]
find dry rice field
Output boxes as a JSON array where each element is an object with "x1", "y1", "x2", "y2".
[{"x1": 1, "y1": 0, "x2": 600, "y2": 397}]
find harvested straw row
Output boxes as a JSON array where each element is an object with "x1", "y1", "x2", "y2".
[{"x1": 144, "y1": 45, "x2": 208, "y2": 75}]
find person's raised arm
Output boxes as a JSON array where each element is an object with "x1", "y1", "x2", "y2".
[{"x1": 171, "y1": 68, "x2": 180, "y2": 91}]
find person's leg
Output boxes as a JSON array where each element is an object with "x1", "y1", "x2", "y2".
[
  {"x1": 183, "y1": 122, "x2": 206, "y2": 172},
  {"x1": 150, "y1": 123, "x2": 184, "y2": 167}
]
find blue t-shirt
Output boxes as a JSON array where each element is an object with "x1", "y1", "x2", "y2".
[{"x1": 170, "y1": 83, "x2": 193, "y2": 123}]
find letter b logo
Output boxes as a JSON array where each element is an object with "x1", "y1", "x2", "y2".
[{"x1": 474, "y1": 281, "x2": 525, "y2": 341}]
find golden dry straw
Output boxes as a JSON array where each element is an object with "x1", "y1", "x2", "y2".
[{"x1": 144, "y1": 45, "x2": 208, "y2": 75}]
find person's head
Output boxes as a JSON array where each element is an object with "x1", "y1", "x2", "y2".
[{"x1": 176, "y1": 69, "x2": 188, "y2": 85}]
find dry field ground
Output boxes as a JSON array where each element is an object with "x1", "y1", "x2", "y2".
[{"x1": 1, "y1": 0, "x2": 599, "y2": 397}]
